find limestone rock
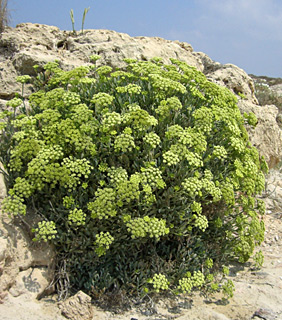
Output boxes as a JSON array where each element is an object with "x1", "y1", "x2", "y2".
[
  {"x1": 238, "y1": 101, "x2": 282, "y2": 168},
  {"x1": 59, "y1": 291, "x2": 93, "y2": 320},
  {"x1": 207, "y1": 63, "x2": 258, "y2": 104},
  {"x1": 264, "y1": 169, "x2": 282, "y2": 211},
  {"x1": 9, "y1": 267, "x2": 52, "y2": 299},
  {"x1": 0, "y1": 209, "x2": 55, "y2": 295},
  {"x1": 0, "y1": 163, "x2": 7, "y2": 200}
]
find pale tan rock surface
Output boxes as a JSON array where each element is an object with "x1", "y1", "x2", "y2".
[
  {"x1": 59, "y1": 290, "x2": 94, "y2": 320},
  {"x1": 238, "y1": 100, "x2": 282, "y2": 168}
]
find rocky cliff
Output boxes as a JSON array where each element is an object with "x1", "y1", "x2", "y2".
[{"x1": 0, "y1": 23, "x2": 282, "y2": 320}]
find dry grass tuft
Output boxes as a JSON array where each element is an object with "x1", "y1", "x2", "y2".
[{"x1": 0, "y1": 0, "x2": 10, "y2": 33}]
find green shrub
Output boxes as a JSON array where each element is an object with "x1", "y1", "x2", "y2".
[{"x1": 0, "y1": 57, "x2": 268, "y2": 301}]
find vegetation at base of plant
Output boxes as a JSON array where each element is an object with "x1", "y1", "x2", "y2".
[
  {"x1": 0, "y1": 0, "x2": 10, "y2": 33},
  {"x1": 0, "y1": 57, "x2": 268, "y2": 303},
  {"x1": 69, "y1": 7, "x2": 90, "y2": 35}
]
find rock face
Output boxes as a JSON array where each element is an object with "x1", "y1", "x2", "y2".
[{"x1": 238, "y1": 101, "x2": 282, "y2": 168}]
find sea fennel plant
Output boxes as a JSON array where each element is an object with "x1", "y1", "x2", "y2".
[{"x1": 0, "y1": 57, "x2": 267, "y2": 300}]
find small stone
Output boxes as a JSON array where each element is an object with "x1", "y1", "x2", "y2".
[{"x1": 59, "y1": 291, "x2": 93, "y2": 320}]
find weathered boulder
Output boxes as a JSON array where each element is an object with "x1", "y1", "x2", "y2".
[
  {"x1": 0, "y1": 166, "x2": 55, "y2": 298},
  {"x1": 58, "y1": 291, "x2": 93, "y2": 320},
  {"x1": 238, "y1": 100, "x2": 282, "y2": 168},
  {"x1": 9, "y1": 267, "x2": 52, "y2": 299},
  {"x1": 0, "y1": 209, "x2": 55, "y2": 296},
  {"x1": 207, "y1": 63, "x2": 258, "y2": 104}
]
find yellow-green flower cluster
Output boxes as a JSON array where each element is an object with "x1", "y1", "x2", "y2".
[
  {"x1": 141, "y1": 166, "x2": 166, "y2": 189},
  {"x1": 94, "y1": 231, "x2": 114, "y2": 256},
  {"x1": 220, "y1": 180, "x2": 235, "y2": 205},
  {"x1": 192, "y1": 270, "x2": 205, "y2": 287},
  {"x1": 2, "y1": 195, "x2": 26, "y2": 216},
  {"x1": 148, "y1": 273, "x2": 169, "y2": 293},
  {"x1": 256, "y1": 199, "x2": 265, "y2": 215},
  {"x1": 193, "y1": 107, "x2": 214, "y2": 134},
  {"x1": 205, "y1": 258, "x2": 213, "y2": 269},
  {"x1": 102, "y1": 112, "x2": 122, "y2": 130},
  {"x1": 43, "y1": 61, "x2": 60, "y2": 71},
  {"x1": 9, "y1": 138, "x2": 43, "y2": 172},
  {"x1": 114, "y1": 129, "x2": 135, "y2": 152},
  {"x1": 212, "y1": 145, "x2": 228, "y2": 160},
  {"x1": 38, "y1": 88, "x2": 65, "y2": 110},
  {"x1": 230, "y1": 137, "x2": 245, "y2": 153},
  {"x1": 255, "y1": 172, "x2": 265, "y2": 194},
  {"x1": 26, "y1": 146, "x2": 65, "y2": 189},
  {"x1": 12, "y1": 116, "x2": 37, "y2": 132},
  {"x1": 244, "y1": 111, "x2": 258, "y2": 126},
  {"x1": 70, "y1": 104, "x2": 93, "y2": 125},
  {"x1": 182, "y1": 176, "x2": 202, "y2": 197},
  {"x1": 8, "y1": 177, "x2": 34, "y2": 198},
  {"x1": 185, "y1": 151, "x2": 203, "y2": 168},
  {"x1": 178, "y1": 276, "x2": 193, "y2": 293},
  {"x1": 126, "y1": 215, "x2": 169, "y2": 240},
  {"x1": 48, "y1": 66, "x2": 89, "y2": 86},
  {"x1": 107, "y1": 167, "x2": 128, "y2": 185},
  {"x1": 253, "y1": 250, "x2": 264, "y2": 268},
  {"x1": 149, "y1": 73, "x2": 186, "y2": 95},
  {"x1": 202, "y1": 177, "x2": 222, "y2": 202},
  {"x1": 63, "y1": 92, "x2": 81, "y2": 106},
  {"x1": 88, "y1": 187, "x2": 116, "y2": 219},
  {"x1": 91, "y1": 92, "x2": 115, "y2": 107},
  {"x1": 155, "y1": 96, "x2": 183, "y2": 118},
  {"x1": 16, "y1": 75, "x2": 31, "y2": 83},
  {"x1": 165, "y1": 124, "x2": 184, "y2": 139},
  {"x1": 96, "y1": 66, "x2": 113, "y2": 76},
  {"x1": 178, "y1": 270, "x2": 205, "y2": 293},
  {"x1": 193, "y1": 213, "x2": 208, "y2": 231},
  {"x1": 122, "y1": 104, "x2": 158, "y2": 130},
  {"x1": 116, "y1": 174, "x2": 141, "y2": 204},
  {"x1": 78, "y1": 77, "x2": 96, "y2": 85},
  {"x1": 62, "y1": 157, "x2": 92, "y2": 191},
  {"x1": 33, "y1": 220, "x2": 57, "y2": 242},
  {"x1": 191, "y1": 201, "x2": 202, "y2": 214},
  {"x1": 116, "y1": 84, "x2": 142, "y2": 95},
  {"x1": 6, "y1": 98, "x2": 23, "y2": 109},
  {"x1": 63, "y1": 196, "x2": 75, "y2": 209},
  {"x1": 143, "y1": 132, "x2": 161, "y2": 148},
  {"x1": 89, "y1": 54, "x2": 101, "y2": 63},
  {"x1": 68, "y1": 208, "x2": 86, "y2": 226},
  {"x1": 163, "y1": 150, "x2": 180, "y2": 166}
]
